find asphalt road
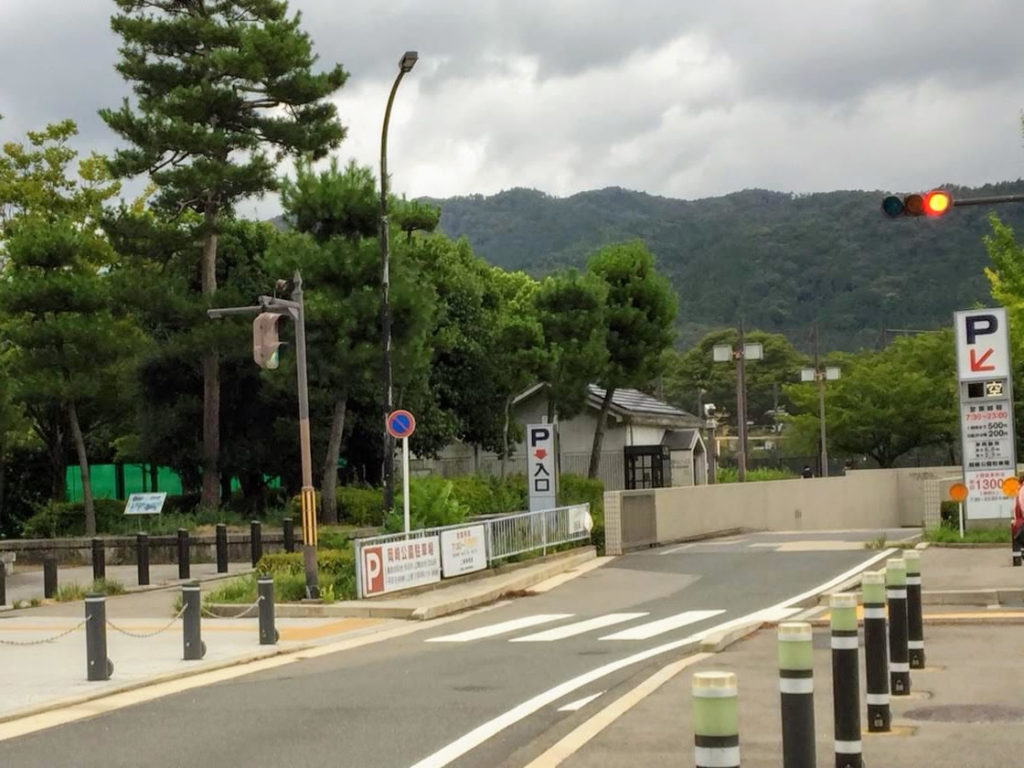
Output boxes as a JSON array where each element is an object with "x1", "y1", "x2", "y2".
[{"x1": 0, "y1": 529, "x2": 915, "y2": 768}]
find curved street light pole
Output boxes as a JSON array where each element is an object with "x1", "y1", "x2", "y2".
[{"x1": 380, "y1": 51, "x2": 418, "y2": 515}]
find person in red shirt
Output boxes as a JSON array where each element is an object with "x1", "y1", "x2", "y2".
[{"x1": 1013, "y1": 477, "x2": 1024, "y2": 542}]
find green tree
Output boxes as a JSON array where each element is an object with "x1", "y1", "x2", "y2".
[
  {"x1": 586, "y1": 241, "x2": 676, "y2": 478},
  {"x1": 101, "y1": 0, "x2": 347, "y2": 508},
  {"x1": 983, "y1": 214, "x2": 1024, "y2": 444}
]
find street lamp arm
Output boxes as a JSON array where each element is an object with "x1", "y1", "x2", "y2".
[{"x1": 380, "y1": 69, "x2": 407, "y2": 211}]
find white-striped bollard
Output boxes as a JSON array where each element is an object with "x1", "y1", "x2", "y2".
[
  {"x1": 779, "y1": 622, "x2": 816, "y2": 768},
  {"x1": 861, "y1": 571, "x2": 891, "y2": 732},
  {"x1": 886, "y1": 558, "x2": 910, "y2": 696},
  {"x1": 830, "y1": 593, "x2": 862, "y2": 768},
  {"x1": 904, "y1": 550, "x2": 925, "y2": 669},
  {"x1": 693, "y1": 671, "x2": 740, "y2": 768}
]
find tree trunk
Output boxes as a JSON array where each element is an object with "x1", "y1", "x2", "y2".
[
  {"x1": 588, "y1": 386, "x2": 615, "y2": 480},
  {"x1": 0, "y1": 434, "x2": 7, "y2": 534},
  {"x1": 501, "y1": 395, "x2": 511, "y2": 480},
  {"x1": 67, "y1": 400, "x2": 96, "y2": 536},
  {"x1": 200, "y1": 215, "x2": 221, "y2": 509},
  {"x1": 320, "y1": 394, "x2": 347, "y2": 525}
]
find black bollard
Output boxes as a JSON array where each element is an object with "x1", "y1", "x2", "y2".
[
  {"x1": 92, "y1": 537, "x2": 105, "y2": 581},
  {"x1": 0, "y1": 561, "x2": 6, "y2": 607},
  {"x1": 43, "y1": 555, "x2": 58, "y2": 599},
  {"x1": 85, "y1": 594, "x2": 113, "y2": 681},
  {"x1": 177, "y1": 528, "x2": 190, "y2": 580},
  {"x1": 830, "y1": 593, "x2": 863, "y2": 768},
  {"x1": 258, "y1": 577, "x2": 277, "y2": 645},
  {"x1": 215, "y1": 523, "x2": 228, "y2": 574},
  {"x1": 886, "y1": 558, "x2": 911, "y2": 696},
  {"x1": 905, "y1": 550, "x2": 925, "y2": 669},
  {"x1": 862, "y1": 571, "x2": 891, "y2": 732},
  {"x1": 779, "y1": 621, "x2": 816, "y2": 768},
  {"x1": 282, "y1": 518, "x2": 295, "y2": 553},
  {"x1": 250, "y1": 520, "x2": 263, "y2": 567},
  {"x1": 182, "y1": 581, "x2": 205, "y2": 661},
  {"x1": 136, "y1": 533, "x2": 150, "y2": 586}
]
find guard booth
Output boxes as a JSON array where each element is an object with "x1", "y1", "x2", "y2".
[{"x1": 624, "y1": 430, "x2": 707, "y2": 490}]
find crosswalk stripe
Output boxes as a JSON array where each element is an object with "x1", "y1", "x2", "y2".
[
  {"x1": 425, "y1": 614, "x2": 573, "y2": 643},
  {"x1": 599, "y1": 610, "x2": 725, "y2": 641},
  {"x1": 510, "y1": 613, "x2": 649, "y2": 643}
]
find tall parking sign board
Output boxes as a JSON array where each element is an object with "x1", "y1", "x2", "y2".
[
  {"x1": 527, "y1": 423, "x2": 557, "y2": 513},
  {"x1": 955, "y1": 308, "x2": 1016, "y2": 520}
]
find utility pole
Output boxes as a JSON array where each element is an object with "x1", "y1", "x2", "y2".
[
  {"x1": 713, "y1": 324, "x2": 762, "y2": 482},
  {"x1": 802, "y1": 321, "x2": 841, "y2": 479}
]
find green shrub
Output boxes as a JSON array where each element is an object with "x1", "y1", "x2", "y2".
[
  {"x1": 939, "y1": 501, "x2": 960, "y2": 530},
  {"x1": 558, "y1": 474, "x2": 603, "y2": 517},
  {"x1": 21, "y1": 498, "x2": 126, "y2": 538},
  {"x1": 212, "y1": 549, "x2": 357, "y2": 602},
  {"x1": 385, "y1": 475, "x2": 468, "y2": 532},
  {"x1": 336, "y1": 486, "x2": 383, "y2": 526},
  {"x1": 716, "y1": 467, "x2": 796, "y2": 484},
  {"x1": 256, "y1": 549, "x2": 353, "y2": 577},
  {"x1": 925, "y1": 526, "x2": 1009, "y2": 543}
]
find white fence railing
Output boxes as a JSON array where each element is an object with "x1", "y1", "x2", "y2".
[{"x1": 352, "y1": 504, "x2": 592, "y2": 599}]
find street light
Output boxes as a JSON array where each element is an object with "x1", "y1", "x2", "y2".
[
  {"x1": 713, "y1": 327, "x2": 762, "y2": 482},
  {"x1": 801, "y1": 321, "x2": 840, "y2": 478},
  {"x1": 380, "y1": 50, "x2": 418, "y2": 515}
]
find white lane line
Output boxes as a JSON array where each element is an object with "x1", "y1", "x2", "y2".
[
  {"x1": 599, "y1": 610, "x2": 724, "y2": 641},
  {"x1": 425, "y1": 614, "x2": 573, "y2": 643},
  {"x1": 409, "y1": 549, "x2": 895, "y2": 768},
  {"x1": 556, "y1": 692, "x2": 605, "y2": 712},
  {"x1": 510, "y1": 614, "x2": 648, "y2": 643},
  {"x1": 656, "y1": 543, "x2": 696, "y2": 555}
]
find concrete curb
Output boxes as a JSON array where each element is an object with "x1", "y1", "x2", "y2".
[{"x1": 698, "y1": 620, "x2": 764, "y2": 653}]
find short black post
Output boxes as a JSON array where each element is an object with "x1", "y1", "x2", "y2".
[
  {"x1": 182, "y1": 581, "x2": 205, "y2": 661},
  {"x1": 693, "y1": 671, "x2": 740, "y2": 768},
  {"x1": 1013, "y1": 526, "x2": 1022, "y2": 567},
  {"x1": 0, "y1": 561, "x2": 6, "y2": 607},
  {"x1": 215, "y1": 523, "x2": 228, "y2": 574},
  {"x1": 136, "y1": 532, "x2": 150, "y2": 586},
  {"x1": 905, "y1": 550, "x2": 925, "y2": 669},
  {"x1": 258, "y1": 577, "x2": 276, "y2": 645},
  {"x1": 830, "y1": 593, "x2": 863, "y2": 768},
  {"x1": 779, "y1": 621, "x2": 816, "y2": 768},
  {"x1": 43, "y1": 555, "x2": 58, "y2": 599},
  {"x1": 177, "y1": 528, "x2": 190, "y2": 580},
  {"x1": 250, "y1": 520, "x2": 263, "y2": 567},
  {"x1": 282, "y1": 517, "x2": 295, "y2": 553},
  {"x1": 862, "y1": 570, "x2": 891, "y2": 732},
  {"x1": 886, "y1": 558, "x2": 910, "y2": 696},
  {"x1": 91, "y1": 537, "x2": 105, "y2": 581},
  {"x1": 85, "y1": 594, "x2": 113, "y2": 681}
]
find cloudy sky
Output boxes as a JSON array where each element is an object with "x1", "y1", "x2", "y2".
[{"x1": 2, "y1": 0, "x2": 1023, "y2": 215}]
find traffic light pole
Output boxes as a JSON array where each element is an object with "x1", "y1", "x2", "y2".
[{"x1": 207, "y1": 270, "x2": 319, "y2": 599}]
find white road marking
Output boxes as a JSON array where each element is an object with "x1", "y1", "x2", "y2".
[
  {"x1": 529, "y1": 557, "x2": 615, "y2": 592},
  {"x1": 425, "y1": 614, "x2": 573, "y2": 643},
  {"x1": 599, "y1": 610, "x2": 724, "y2": 641},
  {"x1": 510, "y1": 614, "x2": 648, "y2": 643},
  {"x1": 656, "y1": 543, "x2": 696, "y2": 555},
  {"x1": 556, "y1": 692, "x2": 605, "y2": 712}
]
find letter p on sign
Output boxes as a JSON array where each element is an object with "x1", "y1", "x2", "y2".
[
  {"x1": 955, "y1": 307, "x2": 1010, "y2": 381},
  {"x1": 362, "y1": 545, "x2": 384, "y2": 596}
]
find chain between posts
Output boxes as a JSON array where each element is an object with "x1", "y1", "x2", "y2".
[
  {"x1": 0, "y1": 616, "x2": 90, "y2": 646},
  {"x1": 200, "y1": 595, "x2": 263, "y2": 620},
  {"x1": 105, "y1": 604, "x2": 188, "y2": 639}
]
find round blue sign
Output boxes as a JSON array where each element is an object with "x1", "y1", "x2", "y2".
[{"x1": 387, "y1": 409, "x2": 416, "y2": 439}]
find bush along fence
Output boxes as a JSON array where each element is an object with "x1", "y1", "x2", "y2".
[{"x1": 693, "y1": 555, "x2": 925, "y2": 767}]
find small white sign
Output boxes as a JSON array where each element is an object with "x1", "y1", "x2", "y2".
[
  {"x1": 955, "y1": 308, "x2": 1010, "y2": 381},
  {"x1": 440, "y1": 525, "x2": 487, "y2": 578},
  {"x1": 124, "y1": 492, "x2": 167, "y2": 516},
  {"x1": 568, "y1": 504, "x2": 593, "y2": 535},
  {"x1": 360, "y1": 536, "x2": 441, "y2": 597},
  {"x1": 527, "y1": 423, "x2": 557, "y2": 513}
]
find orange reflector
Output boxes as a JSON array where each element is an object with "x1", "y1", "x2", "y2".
[
  {"x1": 949, "y1": 482, "x2": 968, "y2": 502},
  {"x1": 1001, "y1": 477, "x2": 1020, "y2": 497}
]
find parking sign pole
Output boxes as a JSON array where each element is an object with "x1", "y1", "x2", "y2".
[{"x1": 403, "y1": 436, "x2": 411, "y2": 534}]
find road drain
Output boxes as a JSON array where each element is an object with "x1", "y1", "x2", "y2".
[{"x1": 903, "y1": 704, "x2": 1024, "y2": 723}]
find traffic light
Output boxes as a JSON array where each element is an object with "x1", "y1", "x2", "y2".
[
  {"x1": 252, "y1": 312, "x2": 282, "y2": 370},
  {"x1": 881, "y1": 189, "x2": 953, "y2": 218}
]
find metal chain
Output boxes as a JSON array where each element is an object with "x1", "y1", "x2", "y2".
[
  {"x1": 106, "y1": 603, "x2": 187, "y2": 639},
  {"x1": 0, "y1": 616, "x2": 90, "y2": 646},
  {"x1": 200, "y1": 595, "x2": 263, "y2": 620}
]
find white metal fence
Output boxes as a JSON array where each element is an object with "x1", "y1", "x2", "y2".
[{"x1": 352, "y1": 504, "x2": 592, "y2": 599}]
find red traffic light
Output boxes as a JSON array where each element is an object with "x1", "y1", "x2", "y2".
[{"x1": 881, "y1": 189, "x2": 953, "y2": 218}]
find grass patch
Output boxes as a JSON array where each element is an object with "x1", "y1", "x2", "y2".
[
  {"x1": 54, "y1": 578, "x2": 126, "y2": 602},
  {"x1": 924, "y1": 526, "x2": 1010, "y2": 544}
]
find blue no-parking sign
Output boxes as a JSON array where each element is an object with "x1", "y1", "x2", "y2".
[{"x1": 387, "y1": 409, "x2": 416, "y2": 439}]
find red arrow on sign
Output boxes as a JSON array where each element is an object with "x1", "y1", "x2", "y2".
[
  {"x1": 534, "y1": 448, "x2": 547, "y2": 460},
  {"x1": 970, "y1": 348, "x2": 995, "y2": 371}
]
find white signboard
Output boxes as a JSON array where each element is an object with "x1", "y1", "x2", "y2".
[
  {"x1": 527, "y1": 423, "x2": 557, "y2": 512},
  {"x1": 359, "y1": 536, "x2": 441, "y2": 597},
  {"x1": 568, "y1": 504, "x2": 593, "y2": 535},
  {"x1": 124, "y1": 492, "x2": 167, "y2": 516},
  {"x1": 955, "y1": 308, "x2": 1010, "y2": 381},
  {"x1": 961, "y1": 398, "x2": 1015, "y2": 519},
  {"x1": 440, "y1": 525, "x2": 487, "y2": 578}
]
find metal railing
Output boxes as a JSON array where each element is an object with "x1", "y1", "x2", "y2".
[{"x1": 353, "y1": 504, "x2": 592, "y2": 599}]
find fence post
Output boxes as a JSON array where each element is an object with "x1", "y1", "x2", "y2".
[
  {"x1": 778, "y1": 621, "x2": 816, "y2": 768},
  {"x1": 137, "y1": 532, "x2": 150, "y2": 586},
  {"x1": 861, "y1": 570, "x2": 891, "y2": 732},
  {"x1": 250, "y1": 520, "x2": 263, "y2": 567},
  {"x1": 85, "y1": 594, "x2": 113, "y2": 681},
  {"x1": 182, "y1": 581, "x2": 205, "y2": 661},
  {"x1": 258, "y1": 577, "x2": 277, "y2": 645},
  {"x1": 886, "y1": 558, "x2": 910, "y2": 696},
  {"x1": 693, "y1": 671, "x2": 740, "y2": 768},
  {"x1": 43, "y1": 554, "x2": 58, "y2": 599},
  {"x1": 904, "y1": 550, "x2": 925, "y2": 669},
  {"x1": 177, "y1": 528, "x2": 190, "y2": 580},
  {"x1": 215, "y1": 523, "x2": 228, "y2": 574},
  {"x1": 283, "y1": 518, "x2": 295, "y2": 553},
  {"x1": 830, "y1": 593, "x2": 863, "y2": 768},
  {"x1": 92, "y1": 537, "x2": 105, "y2": 581}
]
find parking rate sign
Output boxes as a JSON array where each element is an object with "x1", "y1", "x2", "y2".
[{"x1": 527, "y1": 423, "x2": 557, "y2": 513}]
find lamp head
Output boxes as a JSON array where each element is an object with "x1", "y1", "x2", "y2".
[{"x1": 399, "y1": 51, "x2": 418, "y2": 73}]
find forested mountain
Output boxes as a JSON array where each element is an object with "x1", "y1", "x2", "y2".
[{"x1": 423, "y1": 181, "x2": 1024, "y2": 351}]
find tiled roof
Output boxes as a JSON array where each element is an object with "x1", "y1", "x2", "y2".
[{"x1": 586, "y1": 385, "x2": 694, "y2": 419}]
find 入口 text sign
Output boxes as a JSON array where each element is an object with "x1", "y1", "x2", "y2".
[
  {"x1": 955, "y1": 308, "x2": 1010, "y2": 381},
  {"x1": 527, "y1": 423, "x2": 557, "y2": 513}
]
